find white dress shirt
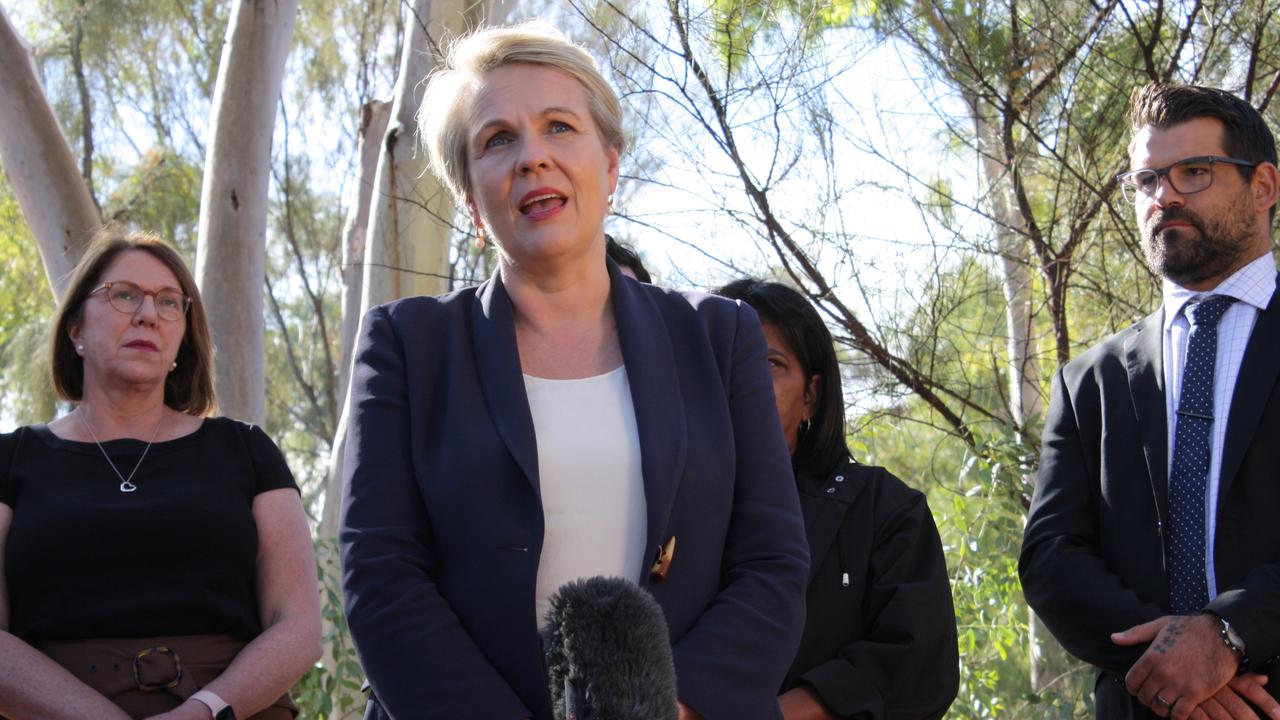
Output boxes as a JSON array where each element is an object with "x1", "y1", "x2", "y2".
[{"x1": 1161, "y1": 252, "x2": 1277, "y2": 598}]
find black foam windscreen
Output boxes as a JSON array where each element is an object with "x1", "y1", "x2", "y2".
[{"x1": 541, "y1": 576, "x2": 679, "y2": 720}]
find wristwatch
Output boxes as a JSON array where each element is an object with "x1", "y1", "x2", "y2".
[
  {"x1": 191, "y1": 690, "x2": 237, "y2": 720},
  {"x1": 1211, "y1": 614, "x2": 1251, "y2": 673}
]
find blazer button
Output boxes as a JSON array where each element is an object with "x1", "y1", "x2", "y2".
[
  {"x1": 825, "y1": 487, "x2": 836, "y2": 494},
  {"x1": 835, "y1": 475, "x2": 844, "y2": 482}
]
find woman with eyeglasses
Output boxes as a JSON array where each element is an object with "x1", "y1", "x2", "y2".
[
  {"x1": 0, "y1": 228, "x2": 321, "y2": 720},
  {"x1": 716, "y1": 279, "x2": 959, "y2": 720}
]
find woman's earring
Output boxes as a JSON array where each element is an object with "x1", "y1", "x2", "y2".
[
  {"x1": 75, "y1": 344, "x2": 84, "y2": 354},
  {"x1": 473, "y1": 226, "x2": 486, "y2": 251},
  {"x1": 799, "y1": 417, "x2": 811, "y2": 436},
  {"x1": 607, "y1": 194, "x2": 615, "y2": 214},
  {"x1": 171, "y1": 361, "x2": 178, "y2": 372}
]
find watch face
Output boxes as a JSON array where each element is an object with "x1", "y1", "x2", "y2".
[{"x1": 214, "y1": 709, "x2": 236, "y2": 720}]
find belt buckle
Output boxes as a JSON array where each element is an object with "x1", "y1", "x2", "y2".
[{"x1": 133, "y1": 645, "x2": 183, "y2": 691}]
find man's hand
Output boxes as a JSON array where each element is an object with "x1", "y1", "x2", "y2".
[
  {"x1": 1112, "y1": 614, "x2": 1238, "y2": 719},
  {"x1": 1188, "y1": 675, "x2": 1280, "y2": 720}
]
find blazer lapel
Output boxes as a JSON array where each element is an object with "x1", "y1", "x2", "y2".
[
  {"x1": 609, "y1": 261, "x2": 688, "y2": 576},
  {"x1": 1124, "y1": 308, "x2": 1168, "y2": 518},
  {"x1": 471, "y1": 274, "x2": 540, "y2": 492},
  {"x1": 1219, "y1": 280, "x2": 1280, "y2": 500}
]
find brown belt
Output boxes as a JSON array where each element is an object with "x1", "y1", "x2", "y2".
[{"x1": 35, "y1": 634, "x2": 297, "y2": 720}]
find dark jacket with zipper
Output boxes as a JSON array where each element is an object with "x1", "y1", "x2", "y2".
[{"x1": 781, "y1": 456, "x2": 959, "y2": 719}]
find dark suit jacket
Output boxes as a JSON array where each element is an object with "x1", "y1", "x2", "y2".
[
  {"x1": 783, "y1": 458, "x2": 958, "y2": 719},
  {"x1": 1020, "y1": 281, "x2": 1280, "y2": 719},
  {"x1": 339, "y1": 262, "x2": 809, "y2": 720}
]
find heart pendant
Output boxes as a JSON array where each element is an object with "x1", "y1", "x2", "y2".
[{"x1": 120, "y1": 481, "x2": 138, "y2": 493}]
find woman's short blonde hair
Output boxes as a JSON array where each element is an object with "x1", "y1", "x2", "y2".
[
  {"x1": 50, "y1": 227, "x2": 217, "y2": 416},
  {"x1": 418, "y1": 22, "x2": 626, "y2": 204}
]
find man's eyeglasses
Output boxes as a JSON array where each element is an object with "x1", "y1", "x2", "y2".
[
  {"x1": 1116, "y1": 155, "x2": 1258, "y2": 203},
  {"x1": 88, "y1": 281, "x2": 190, "y2": 321}
]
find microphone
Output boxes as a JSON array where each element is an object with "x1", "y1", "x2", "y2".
[{"x1": 541, "y1": 576, "x2": 679, "y2": 720}]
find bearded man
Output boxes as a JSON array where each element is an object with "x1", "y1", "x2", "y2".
[{"x1": 1021, "y1": 83, "x2": 1280, "y2": 720}]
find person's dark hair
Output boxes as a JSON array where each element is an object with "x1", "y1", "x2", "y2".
[
  {"x1": 50, "y1": 227, "x2": 217, "y2": 416},
  {"x1": 1130, "y1": 84, "x2": 1278, "y2": 215},
  {"x1": 715, "y1": 278, "x2": 847, "y2": 479},
  {"x1": 606, "y1": 235, "x2": 652, "y2": 283}
]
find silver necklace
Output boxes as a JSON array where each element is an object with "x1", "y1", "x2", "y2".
[{"x1": 75, "y1": 408, "x2": 165, "y2": 493}]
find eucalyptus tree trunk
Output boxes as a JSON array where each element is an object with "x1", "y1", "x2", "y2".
[
  {"x1": 972, "y1": 106, "x2": 1046, "y2": 433},
  {"x1": 311, "y1": 101, "x2": 390, "y2": 720},
  {"x1": 323, "y1": 0, "x2": 477, "y2": 550},
  {"x1": 338, "y1": 101, "x2": 393, "y2": 412},
  {"x1": 318, "y1": 2, "x2": 477, "y2": 712},
  {"x1": 194, "y1": 0, "x2": 299, "y2": 424},
  {"x1": 320, "y1": 99, "x2": 390, "y2": 544},
  {"x1": 0, "y1": 5, "x2": 99, "y2": 301},
  {"x1": 358, "y1": 0, "x2": 473, "y2": 311},
  {"x1": 973, "y1": 101, "x2": 1070, "y2": 699}
]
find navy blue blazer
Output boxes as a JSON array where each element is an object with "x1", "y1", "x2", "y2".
[{"x1": 340, "y1": 262, "x2": 809, "y2": 720}]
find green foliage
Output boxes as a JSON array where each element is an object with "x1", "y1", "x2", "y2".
[
  {"x1": 0, "y1": 170, "x2": 56, "y2": 424},
  {"x1": 707, "y1": 0, "x2": 853, "y2": 75},
  {"x1": 860, "y1": 413, "x2": 1096, "y2": 718},
  {"x1": 23, "y1": 0, "x2": 225, "y2": 206},
  {"x1": 926, "y1": 177, "x2": 957, "y2": 227},
  {"x1": 104, "y1": 148, "x2": 204, "y2": 253},
  {"x1": 948, "y1": 429, "x2": 1093, "y2": 718},
  {"x1": 893, "y1": 257, "x2": 1010, "y2": 418},
  {"x1": 293, "y1": 0, "x2": 401, "y2": 112},
  {"x1": 943, "y1": 429, "x2": 1037, "y2": 716},
  {"x1": 293, "y1": 539, "x2": 365, "y2": 719},
  {"x1": 708, "y1": 0, "x2": 768, "y2": 75},
  {"x1": 263, "y1": 154, "x2": 345, "y2": 499}
]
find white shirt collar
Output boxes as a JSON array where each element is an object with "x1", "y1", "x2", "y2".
[{"x1": 1161, "y1": 252, "x2": 1277, "y2": 332}]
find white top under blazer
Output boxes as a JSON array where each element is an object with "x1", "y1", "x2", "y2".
[{"x1": 523, "y1": 366, "x2": 647, "y2": 627}]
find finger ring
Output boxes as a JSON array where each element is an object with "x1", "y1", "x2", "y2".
[{"x1": 1155, "y1": 694, "x2": 1172, "y2": 708}]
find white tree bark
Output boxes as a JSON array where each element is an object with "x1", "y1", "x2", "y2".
[
  {"x1": 317, "y1": 109, "x2": 388, "y2": 713},
  {"x1": 194, "y1": 0, "x2": 299, "y2": 424},
  {"x1": 326, "y1": 0, "x2": 478, "y2": 535},
  {"x1": 973, "y1": 102, "x2": 1068, "y2": 695},
  {"x1": 319, "y1": 0, "x2": 477, "y2": 593},
  {"x1": 316, "y1": 4, "x2": 477, "y2": 711},
  {"x1": 358, "y1": 0, "x2": 472, "y2": 311},
  {"x1": 320, "y1": 99, "x2": 390, "y2": 544},
  {"x1": 0, "y1": 5, "x2": 99, "y2": 300},
  {"x1": 973, "y1": 105, "x2": 1044, "y2": 431},
  {"x1": 327, "y1": 0, "x2": 481, "y2": 532}
]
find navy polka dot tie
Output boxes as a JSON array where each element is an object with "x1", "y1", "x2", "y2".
[{"x1": 1168, "y1": 294, "x2": 1237, "y2": 613}]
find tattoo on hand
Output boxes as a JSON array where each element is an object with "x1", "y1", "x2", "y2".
[{"x1": 1152, "y1": 617, "x2": 1190, "y2": 655}]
